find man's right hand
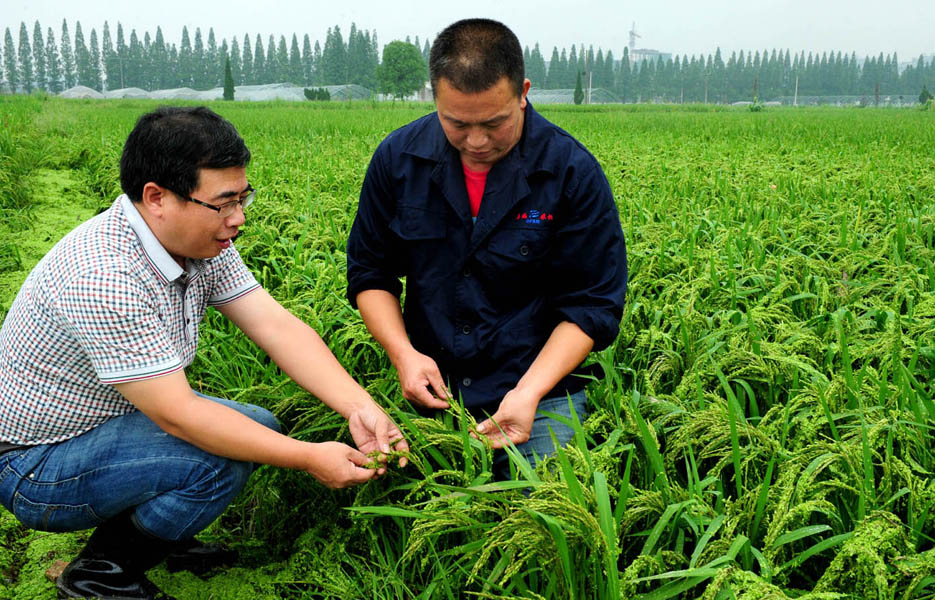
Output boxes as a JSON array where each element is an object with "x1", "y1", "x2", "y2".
[
  {"x1": 394, "y1": 349, "x2": 451, "y2": 409},
  {"x1": 306, "y1": 441, "x2": 377, "y2": 488}
]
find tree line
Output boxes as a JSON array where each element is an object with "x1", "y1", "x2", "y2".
[
  {"x1": 1, "y1": 20, "x2": 391, "y2": 94},
  {"x1": 2, "y1": 19, "x2": 933, "y2": 103},
  {"x1": 532, "y1": 45, "x2": 935, "y2": 103}
]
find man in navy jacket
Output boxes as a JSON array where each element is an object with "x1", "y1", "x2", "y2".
[{"x1": 347, "y1": 18, "x2": 627, "y2": 478}]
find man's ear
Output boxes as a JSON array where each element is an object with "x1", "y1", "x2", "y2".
[{"x1": 140, "y1": 182, "x2": 169, "y2": 217}]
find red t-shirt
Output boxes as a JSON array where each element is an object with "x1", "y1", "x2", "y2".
[{"x1": 462, "y1": 162, "x2": 489, "y2": 218}]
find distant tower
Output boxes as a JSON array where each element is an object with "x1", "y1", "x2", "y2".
[{"x1": 629, "y1": 22, "x2": 641, "y2": 53}]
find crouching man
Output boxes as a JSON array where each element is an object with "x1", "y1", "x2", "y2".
[{"x1": 0, "y1": 106, "x2": 407, "y2": 599}]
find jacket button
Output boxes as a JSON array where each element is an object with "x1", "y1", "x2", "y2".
[
  {"x1": 462, "y1": 377, "x2": 472, "y2": 387},
  {"x1": 461, "y1": 324, "x2": 471, "y2": 335},
  {"x1": 462, "y1": 268, "x2": 471, "y2": 278},
  {"x1": 519, "y1": 244, "x2": 529, "y2": 256}
]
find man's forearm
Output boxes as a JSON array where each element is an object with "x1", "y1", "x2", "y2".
[
  {"x1": 219, "y1": 289, "x2": 374, "y2": 419},
  {"x1": 356, "y1": 289, "x2": 414, "y2": 366},
  {"x1": 260, "y1": 312, "x2": 375, "y2": 419},
  {"x1": 116, "y1": 373, "x2": 316, "y2": 470},
  {"x1": 514, "y1": 321, "x2": 594, "y2": 401}
]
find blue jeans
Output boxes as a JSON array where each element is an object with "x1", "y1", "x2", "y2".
[
  {"x1": 492, "y1": 390, "x2": 588, "y2": 480},
  {"x1": 0, "y1": 393, "x2": 279, "y2": 541}
]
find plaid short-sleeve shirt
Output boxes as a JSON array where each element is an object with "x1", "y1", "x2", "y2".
[{"x1": 0, "y1": 195, "x2": 260, "y2": 445}]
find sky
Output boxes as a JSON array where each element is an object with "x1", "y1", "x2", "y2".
[{"x1": 3, "y1": 0, "x2": 933, "y2": 62}]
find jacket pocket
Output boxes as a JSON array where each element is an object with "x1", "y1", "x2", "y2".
[
  {"x1": 389, "y1": 205, "x2": 447, "y2": 240},
  {"x1": 485, "y1": 226, "x2": 551, "y2": 262},
  {"x1": 474, "y1": 227, "x2": 552, "y2": 309}
]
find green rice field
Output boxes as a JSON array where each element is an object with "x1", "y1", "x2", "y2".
[{"x1": 1, "y1": 95, "x2": 935, "y2": 599}]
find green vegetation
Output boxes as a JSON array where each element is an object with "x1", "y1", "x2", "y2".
[
  {"x1": 376, "y1": 41, "x2": 426, "y2": 101},
  {"x1": 1, "y1": 98, "x2": 934, "y2": 599}
]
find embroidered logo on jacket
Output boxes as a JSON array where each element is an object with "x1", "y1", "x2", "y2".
[{"x1": 515, "y1": 210, "x2": 553, "y2": 224}]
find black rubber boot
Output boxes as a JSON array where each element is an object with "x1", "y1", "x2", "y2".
[
  {"x1": 165, "y1": 539, "x2": 237, "y2": 575},
  {"x1": 56, "y1": 510, "x2": 180, "y2": 600}
]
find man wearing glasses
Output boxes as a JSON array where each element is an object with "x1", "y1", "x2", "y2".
[{"x1": 0, "y1": 106, "x2": 407, "y2": 600}]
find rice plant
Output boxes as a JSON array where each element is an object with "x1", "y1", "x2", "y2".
[{"x1": 1, "y1": 97, "x2": 935, "y2": 598}]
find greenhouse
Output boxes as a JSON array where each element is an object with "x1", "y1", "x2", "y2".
[{"x1": 528, "y1": 87, "x2": 622, "y2": 104}]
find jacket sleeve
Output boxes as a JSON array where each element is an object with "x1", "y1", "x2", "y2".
[
  {"x1": 547, "y1": 161, "x2": 627, "y2": 351},
  {"x1": 346, "y1": 143, "x2": 404, "y2": 308}
]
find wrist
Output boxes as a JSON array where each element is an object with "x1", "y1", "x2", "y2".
[
  {"x1": 296, "y1": 440, "x2": 322, "y2": 472},
  {"x1": 505, "y1": 384, "x2": 543, "y2": 408},
  {"x1": 512, "y1": 376, "x2": 546, "y2": 400},
  {"x1": 339, "y1": 390, "x2": 378, "y2": 420},
  {"x1": 386, "y1": 342, "x2": 417, "y2": 369}
]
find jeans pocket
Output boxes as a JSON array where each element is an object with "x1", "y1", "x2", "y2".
[{"x1": 12, "y1": 492, "x2": 104, "y2": 532}]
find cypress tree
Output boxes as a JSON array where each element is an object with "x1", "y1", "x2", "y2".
[
  {"x1": 151, "y1": 27, "x2": 169, "y2": 89},
  {"x1": 277, "y1": 35, "x2": 288, "y2": 82},
  {"x1": 241, "y1": 35, "x2": 252, "y2": 85},
  {"x1": 302, "y1": 33, "x2": 313, "y2": 86},
  {"x1": 88, "y1": 28, "x2": 102, "y2": 91},
  {"x1": 142, "y1": 31, "x2": 153, "y2": 89},
  {"x1": 312, "y1": 40, "x2": 322, "y2": 85},
  {"x1": 3, "y1": 28, "x2": 17, "y2": 91},
  {"x1": 32, "y1": 21, "x2": 46, "y2": 91},
  {"x1": 573, "y1": 69, "x2": 583, "y2": 104},
  {"x1": 558, "y1": 48, "x2": 569, "y2": 88},
  {"x1": 115, "y1": 23, "x2": 127, "y2": 89},
  {"x1": 347, "y1": 23, "x2": 361, "y2": 84},
  {"x1": 74, "y1": 21, "x2": 90, "y2": 87},
  {"x1": 528, "y1": 44, "x2": 546, "y2": 89},
  {"x1": 228, "y1": 38, "x2": 241, "y2": 88},
  {"x1": 267, "y1": 34, "x2": 278, "y2": 82},
  {"x1": 18, "y1": 22, "x2": 33, "y2": 92},
  {"x1": 128, "y1": 30, "x2": 142, "y2": 89},
  {"x1": 60, "y1": 20, "x2": 76, "y2": 88},
  {"x1": 253, "y1": 34, "x2": 265, "y2": 84},
  {"x1": 223, "y1": 55, "x2": 234, "y2": 100},
  {"x1": 618, "y1": 46, "x2": 631, "y2": 100},
  {"x1": 603, "y1": 49, "x2": 615, "y2": 92},
  {"x1": 322, "y1": 25, "x2": 347, "y2": 85},
  {"x1": 102, "y1": 22, "x2": 118, "y2": 90},
  {"x1": 545, "y1": 47, "x2": 560, "y2": 89},
  {"x1": 168, "y1": 43, "x2": 179, "y2": 87},
  {"x1": 193, "y1": 28, "x2": 206, "y2": 88},
  {"x1": 206, "y1": 29, "x2": 218, "y2": 88},
  {"x1": 178, "y1": 26, "x2": 193, "y2": 87},
  {"x1": 45, "y1": 27, "x2": 62, "y2": 92},
  {"x1": 289, "y1": 34, "x2": 301, "y2": 85}
]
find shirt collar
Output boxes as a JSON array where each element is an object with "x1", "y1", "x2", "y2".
[{"x1": 120, "y1": 194, "x2": 187, "y2": 284}]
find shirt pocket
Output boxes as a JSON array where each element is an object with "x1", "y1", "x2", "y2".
[{"x1": 389, "y1": 205, "x2": 447, "y2": 241}]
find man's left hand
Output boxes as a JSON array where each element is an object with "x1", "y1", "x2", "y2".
[
  {"x1": 474, "y1": 389, "x2": 540, "y2": 449},
  {"x1": 348, "y1": 403, "x2": 409, "y2": 474}
]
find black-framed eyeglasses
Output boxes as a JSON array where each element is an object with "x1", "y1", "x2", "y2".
[{"x1": 182, "y1": 185, "x2": 255, "y2": 218}]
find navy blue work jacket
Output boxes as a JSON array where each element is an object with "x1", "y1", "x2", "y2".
[{"x1": 347, "y1": 102, "x2": 627, "y2": 412}]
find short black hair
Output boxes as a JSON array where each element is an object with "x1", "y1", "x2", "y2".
[
  {"x1": 120, "y1": 106, "x2": 251, "y2": 202},
  {"x1": 429, "y1": 19, "x2": 525, "y2": 98}
]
